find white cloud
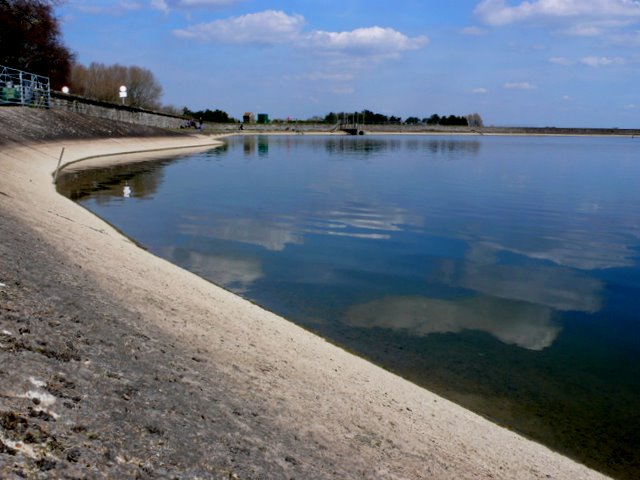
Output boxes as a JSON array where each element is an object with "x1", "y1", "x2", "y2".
[
  {"x1": 330, "y1": 87, "x2": 355, "y2": 95},
  {"x1": 563, "y1": 24, "x2": 604, "y2": 36},
  {"x1": 76, "y1": 1, "x2": 144, "y2": 15},
  {"x1": 461, "y1": 26, "x2": 488, "y2": 35},
  {"x1": 174, "y1": 0, "x2": 243, "y2": 4},
  {"x1": 624, "y1": 103, "x2": 637, "y2": 109},
  {"x1": 308, "y1": 72, "x2": 354, "y2": 82},
  {"x1": 549, "y1": 56, "x2": 573, "y2": 66},
  {"x1": 121, "y1": 1, "x2": 145, "y2": 10},
  {"x1": 504, "y1": 81, "x2": 537, "y2": 90},
  {"x1": 473, "y1": 87, "x2": 489, "y2": 94},
  {"x1": 580, "y1": 56, "x2": 625, "y2": 67},
  {"x1": 174, "y1": 11, "x2": 428, "y2": 62},
  {"x1": 550, "y1": 56, "x2": 626, "y2": 67},
  {"x1": 307, "y1": 26, "x2": 428, "y2": 57},
  {"x1": 151, "y1": 0, "x2": 247, "y2": 12},
  {"x1": 609, "y1": 30, "x2": 640, "y2": 45},
  {"x1": 476, "y1": 0, "x2": 640, "y2": 26},
  {"x1": 151, "y1": 0, "x2": 169, "y2": 13},
  {"x1": 173, "y1": 10, "x2": 305, "y2": 44}
]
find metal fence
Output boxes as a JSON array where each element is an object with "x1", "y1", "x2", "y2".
[{"x1": 0, "y1": 65, "x2": 50, "y2": 108}]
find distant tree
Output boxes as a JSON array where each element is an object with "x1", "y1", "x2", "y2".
[
  {"x1": 326, "y1": 110, "x2": 473, "y2": 127},
  {"x1": 159, "y1": 104, "x2": 183, "y2": 116},
  {"x1": 70, "y1": 62, "x2": 163, "y2": 109},
  {"x1": 127, "y1": 65, "x2": 163, "y2": 109},
  {"x1": 0, "y1": 0, "x2": 74, "y2": 89},
  {"x1": 426, "y1": 114, "x2": 441, "y2": 125},
  {"x1": 439, "y1": 114, "x2": 468, "y2": 126},
  {"x1": 466, "y1": 112, "x2": 484, "y2": 127},
  {"x1": 324, "y1": 112, "x2": 338, "y2": 124},
  {"x1": 455, "y1": 115, "x2": 468, "y2": 126},
  {"x1": 359, "y1": 110, "x2": 389, "y2": 124},
  {"x1": 184, "y1": 107, "x2": 236, "y2": 123}
]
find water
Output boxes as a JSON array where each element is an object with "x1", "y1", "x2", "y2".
[{"x1": 57, "y1": 135, "x2": 640, "y2": 479}]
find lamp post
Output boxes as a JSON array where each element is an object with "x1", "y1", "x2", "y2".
[{"x1": 119, "y1": 85, "x2": 127, "y2": 105}]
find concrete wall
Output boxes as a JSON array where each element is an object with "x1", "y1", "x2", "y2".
[{"x1": 50, "y1": 91, "x2": 186, "y2": 129}]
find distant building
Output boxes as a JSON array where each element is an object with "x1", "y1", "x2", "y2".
[
  {"x1": 257, "y1": 113, "x2": 269, "y2": 124},
  {"x1": 243, "y1": 112, "x2": 255, "y2": 123}
]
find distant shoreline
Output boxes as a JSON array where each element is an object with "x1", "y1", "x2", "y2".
[
  {"x1": 206, "y1": 123, "x2": 640, "y2": 137},
  {"x1": 1, "y1": 107, "x2": 637, "y2": 146}
]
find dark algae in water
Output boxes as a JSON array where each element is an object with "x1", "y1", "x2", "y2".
[{"x1": 57, "y1": 135, "x2": 640, "y2": 479}]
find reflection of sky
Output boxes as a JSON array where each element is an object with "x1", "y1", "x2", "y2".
[
  {"x1": 317, "y1": 205, "x2": 423, "y2": 235},
  {"x1": 179, "y1": 215, "x2": 303, "y2": 252},
  {"x1": 210, "y1": 136, "x2": 638, "y2": 350},
  {"x1": 178, "y1": 203, "x2": 423, "y2": 250},
  {"x1": 162, "y1": 247, "x2": 263, "y2": 293},
  {"x1": 411, "y1": 137, "x2": 640, "y2": 271},
  {"x1": 345, "y1": 295, "x2": 560, "y2": 351},
  {"x1": 441, "y1": 243, "x2": 604, "y2": 313},
  {"x1": 477, "y1": 236, "x2": 639, "y2": 271},
  {"x1": 67, "y1": 136, "x2": 640, "y2": 351}
]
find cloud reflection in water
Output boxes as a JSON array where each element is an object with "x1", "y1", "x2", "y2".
[
  {"x1": 163, "y1": 247, "x2": 263, "y2": 293},
  {"x1": 345, "y1": 295, "x2": 560, "y2": 351},
  {"x1": 179, "y1": 215, "x2": 304, "y2": 252},
  {"x1": 437, "y1": 243, "x2": 604, "y2": 314},
  {"x1": 178, "y1": 202, "x2": 423, "y2": 251}
]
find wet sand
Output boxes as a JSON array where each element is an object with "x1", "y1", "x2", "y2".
[{"x1": 0, "y1": 135, "x2": 610, "y2": 478}]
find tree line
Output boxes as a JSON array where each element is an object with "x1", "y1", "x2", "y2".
[
  {"x1": 182, "y1": 107, "x2": 237, "y2": 123},
  {"x1": 323, "y1": 111, "x2": 483, "y2": 127}
]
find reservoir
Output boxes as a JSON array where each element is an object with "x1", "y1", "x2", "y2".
[{"x1": 57, "y1": 134, "x2": 640, "y2": 479}]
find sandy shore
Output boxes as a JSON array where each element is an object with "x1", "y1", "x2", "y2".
[{"x1": 0, "y1": 135, "x2": 610, "y2": 479}]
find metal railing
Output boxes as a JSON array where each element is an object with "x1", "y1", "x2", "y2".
[{"x1": 0, "y1": 64, "x2": 50, "y2": 108}]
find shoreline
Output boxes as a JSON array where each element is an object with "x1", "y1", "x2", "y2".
[
  {"x1": 0, "y1": 134, "x2": 611, "y2": 478},
  {"x1": 203, "y1": 123, "x2": 640, "y2": 138}
]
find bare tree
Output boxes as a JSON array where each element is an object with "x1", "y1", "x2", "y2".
[
  {"x1": 126, "y1": 65, "x2": 162, "y2": 110},
  {"x1": 70, "y1": 62, "x2": 163, "y2": 109},
  {"x1": 466, "y1": 112, "x2": 484, "y2": 128},
  {"x1": 160, "y1": 104, "x2": 184, "y2": 116}
]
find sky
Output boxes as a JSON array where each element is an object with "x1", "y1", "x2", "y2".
[{"x1": 57, "y1": 0, "x2": 640, "y2": 127}]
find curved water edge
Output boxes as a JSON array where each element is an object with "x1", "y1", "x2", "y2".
[{"x1": 56, "y1": 134, "x2": 640, "y2": 480}]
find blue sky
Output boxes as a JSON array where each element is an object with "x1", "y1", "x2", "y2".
[{"x1": 58, "y1": 1, "x2": 640, "y2": 127}]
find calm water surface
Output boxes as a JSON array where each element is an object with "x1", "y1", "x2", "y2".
[{"x1": 58, "y1": 135, "x2": 640, "y2": 479}]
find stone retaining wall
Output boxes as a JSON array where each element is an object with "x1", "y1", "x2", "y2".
[{"x1": 50, "y1": 91, "x2": 186, "y2": 129}]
